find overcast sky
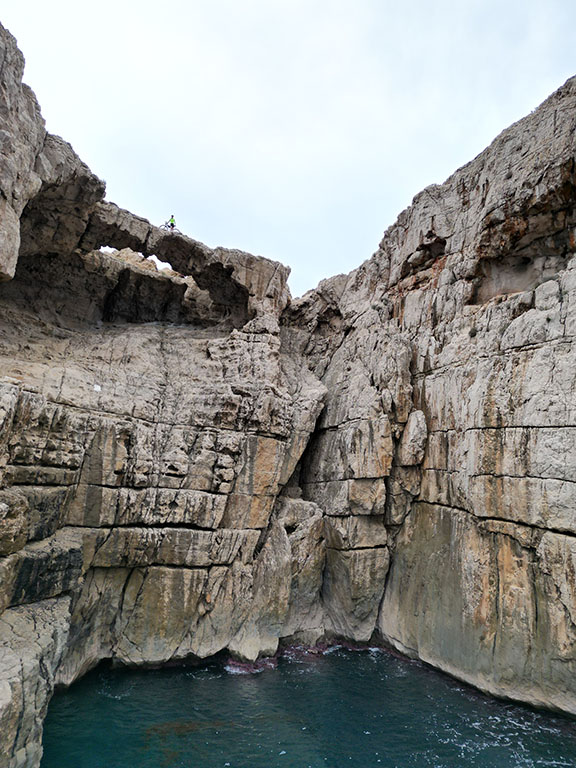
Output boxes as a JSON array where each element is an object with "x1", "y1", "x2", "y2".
[{"x1": 3, "y1": 1, "x2": 575, "y2": 296}]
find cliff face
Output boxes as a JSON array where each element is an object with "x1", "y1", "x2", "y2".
[
  {"x1": 285, "y1": 74, "x2": 576, "y2": 714},
  {"x1": 1, "y1": 20, "x2": 576, "y2": 768}
]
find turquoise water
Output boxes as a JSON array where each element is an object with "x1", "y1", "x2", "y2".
[{"x1": 41, "y1": 647, "x2": 576, "y2": 768}]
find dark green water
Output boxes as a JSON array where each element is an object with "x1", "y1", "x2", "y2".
[{"x1": 41, "y1": 647, "x2": 576, "y2": 768}]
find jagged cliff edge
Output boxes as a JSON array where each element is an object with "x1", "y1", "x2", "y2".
[{"x1": 1, "y1": 20, "x2": 576, "y2": 768}]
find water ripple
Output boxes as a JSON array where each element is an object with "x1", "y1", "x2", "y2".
[{"x1": 42, "y1": 650, "x2": 576, "y2": 768}]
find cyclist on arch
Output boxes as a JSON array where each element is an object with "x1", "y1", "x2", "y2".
[{"x1": 168, "y1": 214, "x2": 176, "y2": 231}]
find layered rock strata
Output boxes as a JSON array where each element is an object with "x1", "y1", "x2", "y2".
[
  {"x1": 1, "y1": 19, "x2": 576, "y2": 767},
  {"x1": 284, "y1": 74, "x2": 576, "y2": 714}
]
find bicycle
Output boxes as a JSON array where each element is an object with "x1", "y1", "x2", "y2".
[{"x1": 159, "y1": 221, "x2": 182, "y2": 234}]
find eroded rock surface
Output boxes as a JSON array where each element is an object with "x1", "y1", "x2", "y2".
[
  {"x1": 282, "y1": 72, "x2": 576, "y2": 714},
  {"x1": 2, "y1": 18, "x2": 576, "y2": 767}
]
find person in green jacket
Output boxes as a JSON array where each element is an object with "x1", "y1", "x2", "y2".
[{"x1": 168, "y1": 214, "x2": 176, "y2": 230}]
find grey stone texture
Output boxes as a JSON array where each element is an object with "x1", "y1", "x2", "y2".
[{"x1": 2, "y1": 17, "x2": 576, "y2": 766}]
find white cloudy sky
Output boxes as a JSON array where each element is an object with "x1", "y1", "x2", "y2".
[{"x1": 3, "y1": 1, "x2": 575, "y2": 296}]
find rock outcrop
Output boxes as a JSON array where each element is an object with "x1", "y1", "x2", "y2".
[{"x1": 1, "y1": 19, "x2": 576, "y2": 767}]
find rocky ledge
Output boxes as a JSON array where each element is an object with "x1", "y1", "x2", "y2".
[{"x1": 1, "y1": 19, "x2": 576, "y2": 768}]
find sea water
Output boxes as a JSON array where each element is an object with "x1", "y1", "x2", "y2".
[{"x1": 41, "y1": 647, "x2": 576, "y2": 768}]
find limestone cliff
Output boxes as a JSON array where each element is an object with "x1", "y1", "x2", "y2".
[
  {"x1": 1, "y1": 19, "x2": 576, "y2": 768},
  {"x1": 284, "y1": 75, "x2": 576, "y2": 714}
]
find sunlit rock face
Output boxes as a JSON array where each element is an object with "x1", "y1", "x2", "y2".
[{"x1": 2, "y1": 18, "x2": 576, "y2": 768}]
